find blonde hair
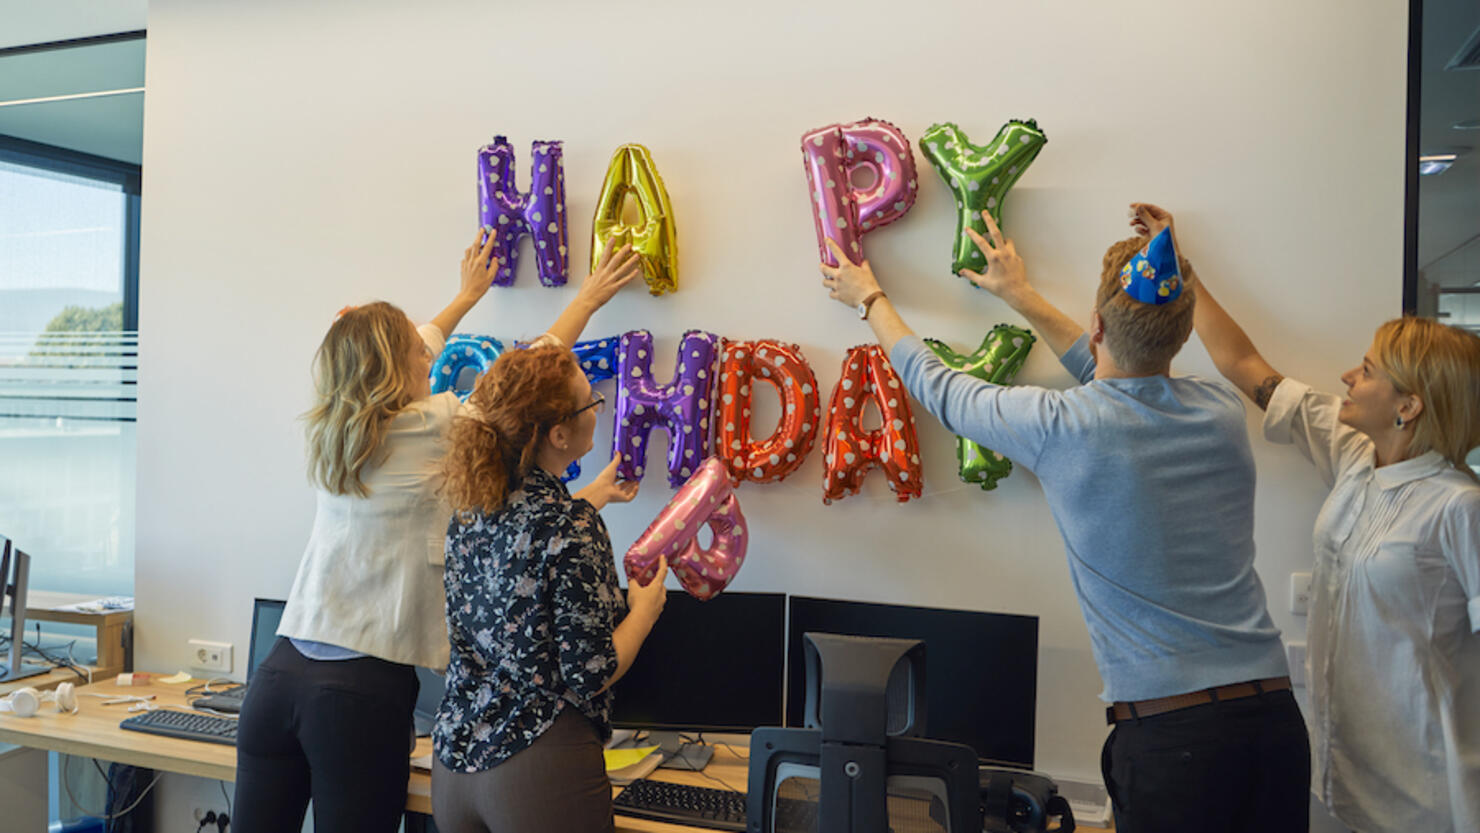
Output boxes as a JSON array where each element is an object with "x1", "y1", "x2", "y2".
[
  {"x1": 1371, "y1": 316, "x2": 1480, "y2": 480},
  {"x1": 1095, "y1": 237, "x2": 1198, "y2": 373},
  {"x1": 304, "y1": 302, "x2": 422, "y2": 496},
  {"x1": 443, "y1": 346, "x2": 582, "y2": 514}
]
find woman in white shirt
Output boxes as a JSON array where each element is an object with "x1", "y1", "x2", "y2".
[
  {"x1": 233, "y1": 231, "x2": 641, "y2": 833},
  {"x1": 1137, "y1": 200, "x2": 1480, "y2": 832}
]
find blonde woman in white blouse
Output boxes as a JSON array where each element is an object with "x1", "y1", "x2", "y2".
[
  {"x1": 233, "y1": 231, "x2": 641, "y2": 833},
  {"x1": 1134, "y1": 201, "x2": 1480, "y2": 833}
]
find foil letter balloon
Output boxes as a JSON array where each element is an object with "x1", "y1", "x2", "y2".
[
  {"x1": 591, "y1": 144, "x2": 678, "y2": 296},
  {"x1": 625, "y1": 457, "x2": 748, "y2": 601},
  {"x1": 429, "y1": 335, "x2": 505, "y2": 399},
  {"x1": 715, "y1": 340, "x2": 821, "y2": 484},
  {"x1": 923, "y1": 325, "x2": 1036, "y2": 490},
  {"x1": 918, "y1": 120, "x2": 1047, "y2": 277},
  {"x1": 802, "y1": 118, "x2": 919, "y2": 268},
  {"x1": 476, "y1": 136, "x2": 568, "y2": 287},
  {"x1": 822, "y1": 345, "x2": 923, "y2": 504},
  {"x1": 613, "y1": 330, "x2": 720, "y2": 487},
  {"x1": 561, "y1": 336, "x2": 622, "y2": 483}
]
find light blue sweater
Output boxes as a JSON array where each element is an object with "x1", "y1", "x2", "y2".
[{"x1": 892, "y1": 334, "x2": 1288, "y2": 702}]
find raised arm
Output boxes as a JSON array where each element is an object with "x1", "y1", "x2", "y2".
[
  {"x1": 818, "y1": 238, "x2": 916, "y2": 354},
  {"x1": 959, "y1": 211, "x2": 1085, "y2": 358},
  {"x1": 430, "y1": 228, "x2": 499, "y2": 337},
  {"x1": 544, "y1": 237, "x2": 642, "y2": 348},
  {"x1": 1129, "y1": 203, "x2": 1286, "y2": 409}
]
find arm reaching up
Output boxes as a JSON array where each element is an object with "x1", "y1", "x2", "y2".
[
  {"x1": 1130, "y1": 203, "x2": 1285, "y2": 409},
  {"x1": 958, "y1": 211, "x2": 1084, "y2": 358}
]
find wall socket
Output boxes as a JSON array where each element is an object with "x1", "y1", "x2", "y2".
[
  {"x1": 188, "y1": 639, "x2": 233, "y2": 673},
  {"x1": 1289, "y1": 572, "x2": 1312, "y2": 615}
]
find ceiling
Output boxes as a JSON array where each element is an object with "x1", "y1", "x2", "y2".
[
  {"x1": 0, "y1": 0, "x2": 147, "y2": 165},
  {"x1": 1418, "y1": 0, "x2": 1480, "y2": 289}
]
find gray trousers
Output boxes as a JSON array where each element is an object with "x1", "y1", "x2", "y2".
[{"x1": 432, "y1": 708, "x2": 615, "y2": 833}]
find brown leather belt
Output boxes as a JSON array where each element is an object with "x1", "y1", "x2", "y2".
[{"x1": 1106, "y1": 676, "x2": 1292, "y2": 725}]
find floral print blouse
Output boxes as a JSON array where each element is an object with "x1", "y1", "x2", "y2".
[{"x1": 434, "y1": 467, "x2": 625, "y2": 773}]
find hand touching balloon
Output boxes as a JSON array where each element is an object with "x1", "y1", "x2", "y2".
[
  {"x1": 957, "y1": 210, "x2": 1030, "y2": 306},
  {"x1": 574, "y1": 455, "x2": 640, "y2": 511},
  {"x1": 818, "y1": 238, "x2": 882, "y2": 308}
]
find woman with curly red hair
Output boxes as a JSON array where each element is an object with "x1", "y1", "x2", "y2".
[
  {"x1": 233, "y1": 233, "x2": 641, "y2": 833},
  {"x1": 431, "y1": 342, "x2": 669, "y2": 833}
]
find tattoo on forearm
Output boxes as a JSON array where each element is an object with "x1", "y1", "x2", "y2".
[{"x1": 1253, "y1": 374, "x2": 1284, "y2": 411}]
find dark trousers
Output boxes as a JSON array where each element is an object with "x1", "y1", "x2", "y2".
[
  {"x1": 1101, "y1": 688, "x2": 1311, "y2": 833},
  {"x1": 432, "y1": 708, "x2": 614, "y2": 833},
  {"x1": 233, "y1": 638, "x2": 419, "y2": 833}
]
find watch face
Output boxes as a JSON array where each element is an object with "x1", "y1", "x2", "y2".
[{"x1": 856, "y1": 302, "x2": 868, "y2": 318}]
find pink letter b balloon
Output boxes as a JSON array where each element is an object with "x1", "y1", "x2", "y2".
[{"x1": 625, "y1": 458, "x2": 748, "y2": 602}]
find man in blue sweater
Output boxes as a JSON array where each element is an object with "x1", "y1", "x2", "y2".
[{"x1": 819, "y1": 208, "x2": 1309, "y2": 833}]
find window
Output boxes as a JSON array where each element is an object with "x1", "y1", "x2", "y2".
[{"x1": 0, "y1": 135, "x2": 140, "y2": 596}]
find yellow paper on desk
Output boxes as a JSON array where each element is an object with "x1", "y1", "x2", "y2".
[{"x1": 603, "y1": 745, "x2": 660, "y2": 772}]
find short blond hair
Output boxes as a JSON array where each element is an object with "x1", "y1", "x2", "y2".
[
  {"x1": 1095, "y1": 237, "x2": 1198, "y2": 373},
  {"x1": 1371, "y1": 316, "x2": 1480, "y2": 480},
  {"x1": 304, "y1": 302, "x2": 422, "y2": 496}
]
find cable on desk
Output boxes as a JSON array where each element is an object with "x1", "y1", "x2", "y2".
[
  {"x1": 220, "y1": 779, "x2": 233, "y2": 815},
  {"x1": 62, "y1": 754, "x2": 162, "y2": 820}
]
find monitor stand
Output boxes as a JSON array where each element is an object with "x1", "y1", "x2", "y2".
[{"x1": 613, "y1": 730, "x2": 715, "y2": 771}]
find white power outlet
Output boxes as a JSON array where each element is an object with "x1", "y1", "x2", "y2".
[
  {"x1": 1287, "y1": 642, "x2": 1307, "y2": 687},
  {"x1": 189, "y1": 639, "x2": 233, "y2": 673},
  {"x1": 1289, "y1": 572, "x2": 1312, "y2": 615}
]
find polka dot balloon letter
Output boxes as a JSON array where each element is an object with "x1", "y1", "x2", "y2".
[
  {"x1": 923, "y1": 325, "x2": 1036, "y2": 490},
  {"x1": 801, "y1": 118, "x2": 919, "y2": 268},
  {"x1": 625, "y1": 457, "x2": 748, "y2": 602},
  {"x1": 918, "y1": 120, "x2": 1047, "y2": 278},
  {"x1": 591, "y1": 144, "x2": 678, "y2": 296},
  {"x1": 612, "y1": 329, "x2": 720, "y2": 487},
  {"x1": 715, "y1": 339, "x2": 820, "y2": 484},
  {"x1": 821, "y1": 345, "x2": 923, "y2": 504},
  {"x1": 476, "y1": 136, "x2": 569, "y2": 287},
  {"x1": 429, "y1": 335, "x2": 505, "y2": 400}
]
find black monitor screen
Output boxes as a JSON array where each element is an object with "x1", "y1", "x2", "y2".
[
  {"x1": 611, "y1": 591, "x2": 786, "y2": 732},
  {"x1": 249, "y1": 599, "x2": 285, "y2": 681},
  {"x1": 786, "y1": 596, "x2": 1038, "y2": 768}
]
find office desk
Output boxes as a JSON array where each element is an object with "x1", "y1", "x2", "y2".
[
  {"x1": 0, "y1": 676, "x2": 1107, "y2": 831},
  {"x1": 21, "y1": 590, "x2": 133, "y2": 680}
]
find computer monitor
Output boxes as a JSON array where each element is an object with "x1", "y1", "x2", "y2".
[
  {"x1": 0, "y1": 537, "x2": 48, "y2": 683},
  {"x1": 611, "y1": 591, "x2": 787, "y2": 768},
  {"x1": 248, "y1": 598, "x2": 285, "y2": 681},
  {"x1": 786, "y1": 596, "x2": 1038, "y2": 769}
]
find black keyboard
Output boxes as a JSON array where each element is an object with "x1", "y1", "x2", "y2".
[
  {"x1": 613, "y1": 779, "x2": 747, "y2": 831},
  {"x1": 119, "y1": 709, "x2": 238, "y2": 746}
]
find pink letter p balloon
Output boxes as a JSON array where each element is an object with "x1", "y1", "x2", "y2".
[{"x1": 801, "y1": 118, "x2": 918, "y2": 267}]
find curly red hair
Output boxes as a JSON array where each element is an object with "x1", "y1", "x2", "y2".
[{"x1": 443, "y1": 346, "x2": 582, "y2": 514}]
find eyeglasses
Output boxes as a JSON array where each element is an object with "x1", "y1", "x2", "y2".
[{"x1": 570, "y1": 391, "x2": 605, "y2": 418}]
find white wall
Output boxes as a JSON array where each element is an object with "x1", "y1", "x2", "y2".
[{"x1": 136, "y1": 0, "x2": 1406, "y2": 827}]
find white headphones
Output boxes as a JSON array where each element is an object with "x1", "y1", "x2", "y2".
[{"x1": 0, "y1": 682, "x2": 76, "y2": 717}]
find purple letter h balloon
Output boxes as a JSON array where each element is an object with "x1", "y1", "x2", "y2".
[
  {"x1": 476, "y1": 136, "x2": 568, "y2": 287},
  {"x1": 613, "y1": 330, "x2": 720, "y2": 487}
]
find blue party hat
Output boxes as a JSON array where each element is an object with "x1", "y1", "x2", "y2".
[{"x1": 1119, "y1": 227, "x2": 1183, "y2": 304}]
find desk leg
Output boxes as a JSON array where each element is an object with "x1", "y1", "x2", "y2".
[
  {"x1": 0, "y1": 744, "x2": 47, "y2": 832},
  {"x1": 405, "y1": 811, "x2": 440, "y2": 833}
]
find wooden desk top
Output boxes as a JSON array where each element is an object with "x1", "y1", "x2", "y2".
[
  {"x1": 24, "y1": 591, "x2": 133, "y2": 627},
  {"x1": 0, "y1": 676, "x2": 1108, "y2": 829}
]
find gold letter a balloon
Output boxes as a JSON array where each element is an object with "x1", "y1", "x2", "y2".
[{"x1": 591, "y1": 144, "x2": 678, "y2": 296}]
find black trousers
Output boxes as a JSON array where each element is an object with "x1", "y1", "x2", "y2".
[
  {"x1": 233, "y1": 638, "x2": 420, "y2": 833},
  {"x1": 1101, "y1": 688, "x2": 1311, "y2": 833}
]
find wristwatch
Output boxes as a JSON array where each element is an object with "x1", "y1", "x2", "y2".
[{"x1": 857, "y1": 291, "x2": 886, "y2": 320}]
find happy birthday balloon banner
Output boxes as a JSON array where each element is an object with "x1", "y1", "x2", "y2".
[
  {"x1": 477, "y1": 118, "x2": 1042, "y2": 287},
  {"x1": 429, "y1": 330, "x2": 963, "y2": 503}
]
